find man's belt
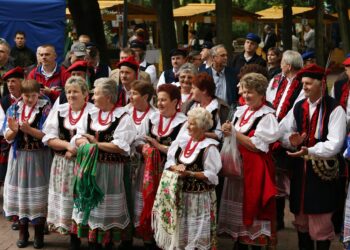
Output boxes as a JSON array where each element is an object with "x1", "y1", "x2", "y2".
[{"x1": 302, "y1": 155, "x2": 339, "y2": 181}]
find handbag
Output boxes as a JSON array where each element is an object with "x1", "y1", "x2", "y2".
[{"x1": 220, "y1": 127, "x2": 242, "y2": 177}]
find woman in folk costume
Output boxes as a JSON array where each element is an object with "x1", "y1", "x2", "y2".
[
  {"x1": 219, "y1": 73, "x2": 280, "y2": 250},
  {"x1": 152, "y1": 107, "x2": 222, "y2": 250},
  {"x1": 178, "y1": 63, "x2": 197, "y2": 108},
  {"x1": 42, "y1": 76, "x2": 94, "y2": 247},
  {"x1": 125, "y1": 80, "x2": 157, "y2": 248},
  {"x1": 3, "y1": 79, "x2": 52, "y2": 249},
  {"x1": 72, "y1": 77, "x2": 137, "y2": 250},
  {"x1": 279, "y1": 64, "x2": 346, "y2": 250}
]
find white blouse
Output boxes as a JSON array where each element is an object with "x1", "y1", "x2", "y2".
[
  {"x1": 149, "y1": 111, "x2": 187, "y2": 138},
  {"x1": 73, "y1": 106, "x2": 137, "y2": 155},
  {"x1": 233, "y1": 104, "x2": 280, "y2": 153},
  {"x1": 279, "y1": 100, "x2": 346, "y2": 158},
  {"x1": 5, "y1": 98, "x2": 51, "y2": 143},
  {"x1": 42, "y1": 102, "x2": 94, "y2": 145},
  {"x1": 164, "y1": 137, "x2": 222, "y2": 185}
]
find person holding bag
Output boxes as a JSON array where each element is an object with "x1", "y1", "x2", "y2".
[{"x1": 218, "y1": 73, "x2": 280, "y2": 250}]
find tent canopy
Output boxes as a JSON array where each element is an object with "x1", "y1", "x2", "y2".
[
  {"x1": 256, "y1": 6, "x2": 337, "y2": 23},
  {"x1": 173, "y1": 3, "x2": 260, "y2": 22},
  {"x1": 0, "y1": 0, "x2": 66, "y2": 63}
]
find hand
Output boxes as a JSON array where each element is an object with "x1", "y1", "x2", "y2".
[
  {"x1": 173, "y1": 164, "x2": 186, "y2": 172},
  {"x1": 287, "y1": 146, "x2": 308, "y2": 157},
  {"x1": 222, "y1": 121, "x2": 232, "y2": 137},
  {"x1": 66, "y1": 145, "x2": 77, "y2": 155},
  {"x1": 19, "y1": 121, "x2": 31, "y2": 133},
  {"x1": 144, "y1": 135, "x2": 159, "y2": 148},
  {"x1": 289, "y1": 132, "x2": 307, "y2": 147},
  {"x1": 7, "y1": 117, "x2": 19, "y2": 132},
  {"x1": 83, "y1": 133, "x2": 97, "y2": 143},
  {"x1": 40, "y1": 87, "x2": 51, "y2": 96},
  {"x1": 65, "y1": 151, "x2": 75, "y2": 160},
  {"x1": 77, "y1": 138, "x2": 89, "y2": 147}
]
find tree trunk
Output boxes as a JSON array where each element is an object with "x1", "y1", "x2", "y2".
[
  {"x1": 335, "y1": 0, "x2": 350, "y2": 55},
  {"x1": 67, "y1": 0, "x2": 108, "y2": 64},
  {"x1": 215, "y1": 0, "x2": 233, "y2": 60},
  {"x1": 151, "y1": 0, "x2": 177, "y2": 70},
  {"x1": 173, "y1": 0, "x2": 184, "y2": 45},
  {"x1": 282, "y1": 0, "x2": 293, "y2": 51},
  {"x1": 315, "y1": 0, "x2": 325, "y2": 66}
]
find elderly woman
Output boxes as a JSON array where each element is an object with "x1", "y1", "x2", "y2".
[
  {"x1": 178, "y1": 63, "x2": 197, "y2": 108},
  {"x1": 42, "y1": 76, "x2": 94, "y2": 247},
  {"x1": 3, "y1": 79, "x2": 52, "y2": 248},
  {"x1": 153, "y1": 107, "x2": 221, "y2": 250},
  {"x1": 181, "y1": 72, "x2": 230, "y2": 141},
  {"x1": 72, "y1": 78, "x2": 137, "y2": 250},
  {"x1": 145, "y1": 84, "x2": 187, "y2": 158},
  {"x1": 218, "y1": 73, "x2": 280, "y2": 250}
]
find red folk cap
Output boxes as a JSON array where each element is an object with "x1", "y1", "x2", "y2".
[
  {"x1": 66, "y1": 60, "x2": 93, "y2": 73},
  {"x1": 2, "y1": 67, "x2": 24, "y2": 81},
  {"x1": 297, "y1": 64, "x2": 325, "y2": 81},
  {"x1": 116, "y1": 56, "x2": 139, "y2": 72},
  {"x1": 343, "y1": 57, "x2": 350, "y2": 67}
]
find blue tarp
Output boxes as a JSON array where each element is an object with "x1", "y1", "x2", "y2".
[{"x1": 0, "y1": 0, "x2": 66, "y2": 63}]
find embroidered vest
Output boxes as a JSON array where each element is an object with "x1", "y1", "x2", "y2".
[
  {"x1": 293, "y1": 96, "x2": 338, "y2": 146},
  {"x1": 139, "y1": 62, "x2": 151, "y2": 72},
  {"x1": 17, "y1": 105, "x2": 45, "y2": 150},
  {"x1": 55, "y1": 113, "x2": 77, "y2": 155},
  {"x1": 175, "y1": 146, "x2": 215, "y2": 192},
  {"x1": 164, "y1": 69, "x2": 178, "y2": 83},
  {"x1": 87, "y1": 112, "x2": 127, "y2": 162}
]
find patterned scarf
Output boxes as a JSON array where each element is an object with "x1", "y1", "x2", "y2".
[
  {"x1": 137, "y1": 144, "x2": 162, "y2": 237},
  {"x1": 152, "y1": 170, "x2": 183, "y2": 250},
  {"x1": 73, "y1": 143, "x2": 104, "y2": 225}
]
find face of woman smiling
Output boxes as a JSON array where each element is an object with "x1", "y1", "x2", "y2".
[
  {"x1": 157, "y1": 91, "x2": 178, "y2": 117},
  {"x1": 179, "y1": 72, "x2": 194, "y2": 94},
  {"x1": 66, "y1": 85, "x2": 86, "y2": 110},
  {"x1": 130, "y1": 89, "x2": 148, "y2": 110},
  {"x1": 187, "y1": 117, "x2": 204, "y2": 140},
  {"x1": 242, "y1": 86, "x2": 263, "y2": 110}
]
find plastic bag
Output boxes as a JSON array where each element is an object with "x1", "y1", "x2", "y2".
[{"x1": 220, "y1": 127, "x2": 242, "y2": 177}]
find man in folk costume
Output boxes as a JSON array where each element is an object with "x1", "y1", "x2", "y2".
[
  {"x1": 266, "y1": 50, "x2": 305, "y2": 230},
  {"x1": 279, "y1": 64, "x2": 346, "y2": 250},
  {"x1": 0, "y1": 67, "x2": 23, "y2": 231},
  {"x1": 115, "y1": 56, "x2": 139, "y2": 107}
]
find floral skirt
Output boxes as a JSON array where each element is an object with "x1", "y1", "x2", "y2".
[
  {"x1": 72, "y1": 161, "x2": 131, "y2": 242},
  {"x1": 47, "y1": 154, "x2": 76, "y2": 234},
  {"x1": 218, "y1": 177, "x2": 276, "y2": 247},
  {"x1": 3, "y1": 147, "x2": 52, "y2": 221}
]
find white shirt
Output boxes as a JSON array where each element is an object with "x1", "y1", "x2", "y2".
[
  {"x1": 266, "y1": 75, "x2": 305, "y2": 118},
  {"x1": 164, "y1": 137, "x2": 222, "y2": 185},
  {"x1": 157, "y1": 68, "x2": 180, "y2": 89},
  {"x1": 72, "y1": 106, "x2": 137, "y2": 155},
  {"x1": 42, "y1": 102, "x2": 94, "y2": 145},
  {"x1": 149, "y1": 111, "x2": 187, "y2": 139},
  {"x1": 140, "y1": 60, "x2": 157, "y2": 86},
  {"x1": 233, "y1": 105, "x2": 280, "y2": 153},
  {"x1": 279, "y1": 99, "x2": 346, "y2": 158},
  {"x1": 212, "y1": 67, "x2": 227, "y2": 103}
]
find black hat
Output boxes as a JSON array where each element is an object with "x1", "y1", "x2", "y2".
[
  {"x1": 170, "y1": 48, "x2": 187, "y2": 57},
  {"x1": 130, "y1": 39, "x2": 146, "y2": 51},
  {"x1": 201, "y1": 41, "x2": 214, "y2": 50}
]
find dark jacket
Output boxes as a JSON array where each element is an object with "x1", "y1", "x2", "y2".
[
  {"x1": 263, "y1": 32, "x2": 277, "y2": 53},
  {"x1": 203, "y1": 67, "x2": 238, "y2": 107},
  {"x1": 230, "y1": 53, "x2": 266, "y2": 73},
  {"x1": 10, "y1": 46, "x2": 36, "y2": 68}
]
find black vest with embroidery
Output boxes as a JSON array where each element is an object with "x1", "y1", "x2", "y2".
[
  {"x1": 139, "y1": 62, "x2": 151, "y2": 72},
  {"x1": 233, "y1": 114, "x2": 264, "y2": 137},
  {"x1": 293, "y1": 96, "x2": 337, "y2": 146},
  {"x1": 289, "y1": 95, "x2": 344, "y2": 214},
  {"x1": 175, "y1": 146, "x2": 215, "y2": 192},
  {"x1": 86, "y1": 112, "x2": 127, "y2": 162},
  {"x1": 55, "y1": 113, "x2": 77, "y2": 155},
  {"x1": 164, "y1": 69, "x2": 178, "y2": 83},
  {"x1": 149, "y1": 119, "x2": 183, "y2": 147},
  {"x1": 17, "y1": 105, "x2": 45, "y2": 150}
]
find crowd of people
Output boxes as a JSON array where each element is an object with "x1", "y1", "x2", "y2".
[{"x1": 0, "y1": 28, "x2": 349, "y2": 250}]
